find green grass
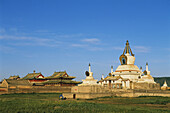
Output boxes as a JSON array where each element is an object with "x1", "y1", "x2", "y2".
[{"x1": 0, "y1": 93, "x2": 170, "y2": 113}]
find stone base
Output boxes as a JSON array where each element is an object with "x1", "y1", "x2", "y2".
[{"x1": 80, "y1": 79, "x2": 98, "y2": 86}]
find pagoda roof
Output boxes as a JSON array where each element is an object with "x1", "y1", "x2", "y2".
[
  {"x1": 8, "y1": 75, "x2": 20, "y2": 79},
  {"x1": 5, "y1": 79, "x2": 31, "y2": 86},
  {"x1": 98, "y1": 79, "x2": 104, "y2": 82},
  {"x1": 104, "y1": 76, "x2": 123, "y2": 81},
  {"x1": 22, "y1": 72, "x2": 44, "y2": 80},
  {"x1": 43, "y1": 80, "x2": 81, "y2": 84},
  {"x1": 46, "y1": 71, "x2": 76, "y2": 79},
  {"x1": 115, "y1": 65, "x2": 141, "y2": 72}
]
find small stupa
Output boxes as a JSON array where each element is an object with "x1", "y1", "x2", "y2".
[
  {"x1": 137, "y1": 62, "x2": 155, "y2": 83},
  {"x1": 79, "y1": 63, "x2": 98, "y2": 86},
  {"x1": 161, "y1": 80, "x2": 168, "y2": 90},
  {"x1": 63, "y1": 64, "x2": 111, "y2": 99}
]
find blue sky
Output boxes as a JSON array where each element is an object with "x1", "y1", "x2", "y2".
[{"x1": 0, "y1": 0, "x2": 170, "y2": 81}]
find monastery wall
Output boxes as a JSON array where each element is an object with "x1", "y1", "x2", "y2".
[
  {"x1": 63, "y1": 90, "x2": 170, "y2": 99},
  {"x1": 0, "y1": 86, "x2": 72, "y2": 94},
  {"x1": 63, "y1": 86, "x2": 170, "y2": 99},
  {"x1": 133, "y1": 83, "x2": 160, "y2": 90},
  {"x1": 115, "y1": 90, "x2": 170, "y2": 97}
]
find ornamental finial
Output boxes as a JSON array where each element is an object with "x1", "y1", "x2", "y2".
[
  {"x1": 146, "y1": 62, "x2": 148, "y2": 65},
  {"x1": 126, "y1": 40, "x2": 129, "y2": 45}
]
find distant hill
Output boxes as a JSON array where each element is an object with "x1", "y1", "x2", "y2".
[{"x1": 154, "y1": 77, "x2": 170, "y2": 86}]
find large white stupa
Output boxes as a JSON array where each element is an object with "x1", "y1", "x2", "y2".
[{"x1": 112, "y1": 40, "x2": 142, "y2": 82}]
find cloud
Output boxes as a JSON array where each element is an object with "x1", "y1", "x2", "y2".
[
  {"x1": 82, "y1": 38, "x2": 100, "y2": 44},
  {"x1": 55, "y1": 34, "x2": 84, "y2": 38},
  {"x1": 0, "y1": 35, "x2": 62, "y2": 47},
  {"x1": 87, "y1": 47, "x2": 103, "y2": 51},
  {"x1": 71, "y1": 44, "x2": 103, "y2": 51},
  {"x1": 71, "y1": 44, "x2": 87, "y2": 47},
  {"x1": 133, "y1": 46, "x2": 150, "y2": 53},
  {"x1": 112, "y1": 47, "x2": 124, "y2": 51},
  {"x1": 0, "y1": 35, "x2": 33, "y2": 40}
]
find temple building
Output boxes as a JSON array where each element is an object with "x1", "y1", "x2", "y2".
[
  {"x1": 99, "y1": 40, "x2": 160, "y2": 90},
  {"x1": 44, "y1": 71, "x2": 81, "y2": 86},
  {"x1": 22, "y1": 70, "x2": 46, "y2": 84},
  {"x1": 0, "y1": 70, "x2": 81, "y2": 94},
  {"x1": 8, "y1": 75, "x2": 20, "y2": 80},
  {"x1": 0, "y1": 79, "x2": 32, "y2": 89}
]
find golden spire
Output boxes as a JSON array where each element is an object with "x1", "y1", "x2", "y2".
[
  {"x1": 123, "y1": 40, "x2": 134, "y2": 56},
  {"x1": 126, "y1": 40, "x2": 129, "y2": 54}
]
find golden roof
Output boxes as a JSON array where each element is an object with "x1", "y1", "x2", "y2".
[{"x1": 46, "y1": 71, "x2": 75, "y2": 79}]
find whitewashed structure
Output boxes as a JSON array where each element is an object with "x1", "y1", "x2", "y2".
[
  {"x1": 79, "y1": 63, "x2": 98, "y2": 86},
  {"x1": 99, "y1": 40, "x2": 158, "y2": 89}
]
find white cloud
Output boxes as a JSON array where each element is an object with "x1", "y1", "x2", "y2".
[
  {"x1": 87, "y1": 47, "x2": 103, "y2": 51},
  {"x1": 0, "y1": 35, "x2": 33, "y2": 40},
  {"x1": 0, "y1": 35, "x2": 62, "y2": 47},
  {"x1": 133, "y1": 46, "x2": 150, "y2": 53},
  {"x1": 71, "y1": 43, "x2": 103, "y2": 51},
  {"x1": 71, "y1": 44, "x2": 87, "y2": 47},
  {"x1": 82, "y1": 38, "x2": 100, "y2": 44},
  {"x1": 112, "y1": 47, "x2": 124, "y2": 51},
  {"x1": 55, "y1": 34, "x2": 84, "y2": 38}
]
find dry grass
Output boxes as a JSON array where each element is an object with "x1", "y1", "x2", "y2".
[{"x1": 0, "y1": 93, "x2": 170, "y2": 113}]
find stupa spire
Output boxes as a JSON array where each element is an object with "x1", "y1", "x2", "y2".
[
  {"x1": 111, "y1": 66, "x2": 113, "y2": 73},
  {"x1": 89, "y1": 63, "x2": 91, "y2": 73},
  {"x1": 146, "y1": 62, "x2": 148, "y2": 71},
  {"x1": 123, "y1": 40, "x2": 134, "y2": 56}
]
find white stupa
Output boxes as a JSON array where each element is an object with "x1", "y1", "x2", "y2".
[
  {"x1": 79, "y1": 63, "x2": 98, "y2": 86},
  {"x1": 161, "y1": 80, "x2": 168, "y2": 90},
  {"x1": 137, "y1": 62, "x2": 155, "y2": 83},
  {"x1": 163, "y1": 81, "x2": 168, "y2": 87},
  {"x1": 112, "y1": 40, "x2": 142, "y2": 82}
]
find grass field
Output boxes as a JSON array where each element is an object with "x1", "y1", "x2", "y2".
[{"x1": 0, "y1": 93, "x2": 170, "y2": 113}]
